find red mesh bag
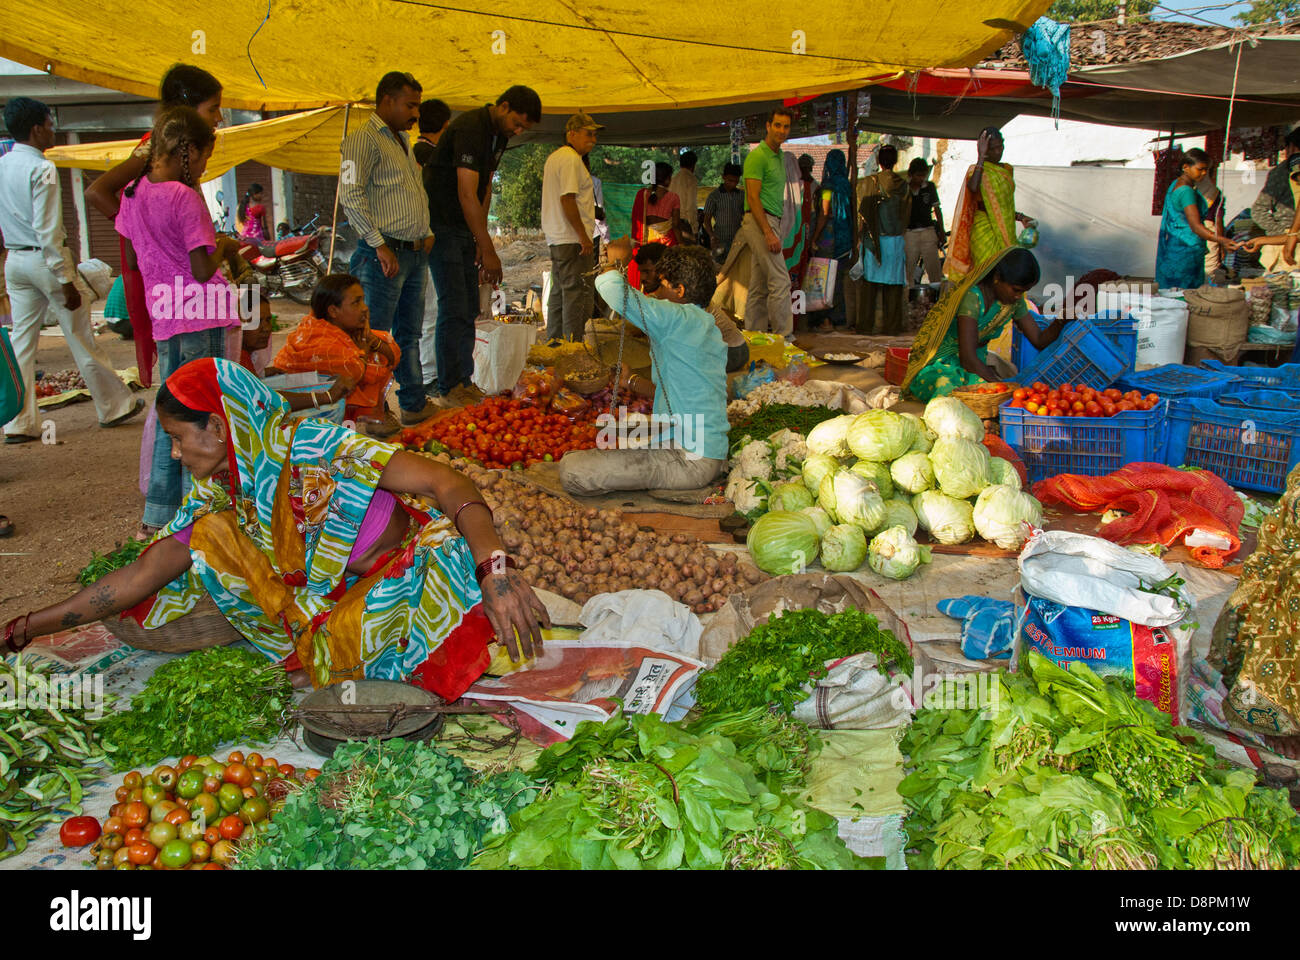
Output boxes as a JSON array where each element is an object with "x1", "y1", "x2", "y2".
[
  {"x1": 1032, "y1": 462, "x2": 1244, "y2": 567},
  {"x1": 984, "y1": 433, "x2": 1030, "y2": 488}
]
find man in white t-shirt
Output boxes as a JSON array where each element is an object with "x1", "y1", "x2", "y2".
[
  {"x1": 669, "y1": 151, "x2": 700, "y2": 235},
  {"x1": 541, "y1": 112, "x2": 602, "y2": 341}
]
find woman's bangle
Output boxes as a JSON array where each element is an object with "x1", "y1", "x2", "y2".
[
  {"x1": 3, "y1": 614, "x2": 30, "y2": 654},
  {"x1": 454, "y1": 499, "x2": 493, "y2": 532},
  {"x1": 475, "y1": 554, "x2": 516, "y2": 583}
]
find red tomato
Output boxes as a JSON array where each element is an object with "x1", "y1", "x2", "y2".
[
  {"x1": 103, "y1": 816, "x2": 127, "y2": 837},
  {"x1": 1072, "y1": 401, "x2": 1085, "y2": 412},
  {"x1": 60, "y1": 816, "x2": 102, "y2": 848},
  {"x1": 1145, "y1": 393, "x2": 1160, "y2": 405},
  {"x1": 1025, "y1": 402, "x2": 1040, "y2": 414},
  {"x1": 1084, "y1": 401, "x2": 1102, "y2": 416},
  {"x1": 1117, "y1": 401, "x2": 1134, "y2": 411},
  {"x1": 122, "y1": 801, "x2": 150, "y2": 829},
  {"x1": 218, "y1": 815, "x2": 245, "y2": 841},
  {"x1": 124, "y1": 828, "x2": 146, "y2": 846},
  {"x1": 1009, "y1": 400, "x2": 1026, "y2": 409},
  {"x1": 126, "y1": 842, "x2": 158, "y2": 865},
  {"x1": 1101, "y1": 401, "x2": 1117, "y2": 417}
]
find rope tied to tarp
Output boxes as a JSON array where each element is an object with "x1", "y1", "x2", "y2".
[{"x1": 1020, "y1": 17, "x2": 1071, "y2": 127}]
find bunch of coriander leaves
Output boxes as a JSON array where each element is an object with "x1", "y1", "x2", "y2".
[
  {"x1": 693, "y1": 608, "x2": 912, "y2": 715},
  {"x1": 898, "y1": 650, "x2": 1300, "y2": 870},
  {"x1": 99, "y1": 647, "x2": 293, "y2": 771},
  {"x1": 473, "y1": 707, "x2": 878, "y2": 870},
  {"x1": 236, "y1": 738, "x2": 540, "y2": 870}
]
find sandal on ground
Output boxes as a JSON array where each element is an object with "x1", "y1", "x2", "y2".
[
  {"x1": 134, "y1": 524, "x2": 161, "y2": 543},
  {"x1": 0, "y1": 515, "x2": 13, "y2": 538},
  {"x1": 4, "y1": 433, "x2": 39, "y2": 444}
]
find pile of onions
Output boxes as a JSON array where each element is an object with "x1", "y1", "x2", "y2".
[{"x1": 442, "y1": 456, "x2": 764, "y2": 614}]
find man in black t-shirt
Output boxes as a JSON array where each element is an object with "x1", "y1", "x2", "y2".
[
  {"x1": 424, "y1": 85, "x2": 541, "y2": 406},
  {"x1": 903, "y1": 157, "x2": 946, "y2": 298}
]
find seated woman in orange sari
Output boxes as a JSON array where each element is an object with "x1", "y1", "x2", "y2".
[{"x1": 270, "y1": 274, "x2": 401, "y2": 437}]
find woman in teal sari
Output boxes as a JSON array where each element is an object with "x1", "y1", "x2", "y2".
[
  {"x1": 1155, "y1": 148, "x2": 1239, "y2": 290},
  {"x1": 904, "y1": 247, "x2": 1064, "y2": 402}
]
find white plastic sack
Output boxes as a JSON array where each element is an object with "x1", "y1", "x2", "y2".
[
  {"x1": 1018, "y1": 530, "x2": 1189, "y2": 627},
  {"x1": 77, "y1": 259, "x2": 114, "y2": 302},
  {"x1": 1101, "y1": 292, "x2": 1187, "y2": 369},
  {"x1": 790, "y1": 651, "x2": 913, "y2": 730},
  {"x1": 578, "y1": 589, "x2": 703, "y2": 659},
  {"x1": 471, "y1": 319, "x2": 535, "y2": 396}
]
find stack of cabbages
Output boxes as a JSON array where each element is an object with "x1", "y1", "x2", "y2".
[{"x1": 741, "y1": 397, "x2": 1043, "y2": 581}]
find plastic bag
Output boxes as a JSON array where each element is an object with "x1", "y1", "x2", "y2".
[
  {"x1": 550, "y1": 387, "x2": 590, "y2": 420},
  {"x1": 733, "y1": 361, "x2": 778, "y2": 398},
  {"x1": 472, "y1": 319, "x2": 534, "y2": 396},
  {"x1": 778, "y1": 359, "x2": 810, "y2": 386},
  {"x1": 512, "y1": 367, "x2": 559, "y2": 408}
]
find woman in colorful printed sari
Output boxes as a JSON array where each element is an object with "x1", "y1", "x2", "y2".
[
  {"x1": 1216, "y1": 464, "x2": 1300, "y2": 753},
  {"x1": 1154, "y1": 148, "x2": 1240, "y2": 290},
  {"x1": 2, "y1": 358, "x2": 549, "y2": 698},
  {"x1": 904, "y1": 247, "x2": 1063, "y2": 403},
  {"x1": 944, "y1": 127, "x2": 1033, "y2": 282}
]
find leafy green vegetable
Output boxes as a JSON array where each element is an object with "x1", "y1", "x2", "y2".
[
  {"x1": 899, "y1": 651, "x2": 1300, "y2": 870},
  {"x1": 475, "y1": 710, "x2": 874, "y2": 870},
  {"x1": 237, "y1": 739, "x2": 539, "y2": 870},
  {"x1": 694, "y1": 608, "x2": 912, "y2": 715},
  {"x1": 99, "y1": 647, "x2": 293, "y2": 770},
  {"x1": 729, "y1": 403, "x2": 840, "y2": 452},
  {"x1": 77, "y1": 540, "x2": 147, "y2": 586}
]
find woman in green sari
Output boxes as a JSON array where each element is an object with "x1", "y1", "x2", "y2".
[
  {"x1": 904, "y1": 247, "x2": 1065, "y2": 403},
  {"x1": 945, "y1": 127, "x2": 1034, "y2": 282}
]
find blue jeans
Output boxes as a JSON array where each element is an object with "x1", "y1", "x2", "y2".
[
  {"x1": 143, "y1": 326, "x2": 229, "y2": 529},
  {"x1": 428, "y1": 226, "x2": 480, "y2": 396},
  {"x1": 349, "y1": 238, "x2": 428, "y2": 412}
]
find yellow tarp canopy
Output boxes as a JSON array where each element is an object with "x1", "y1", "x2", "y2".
[
  {"x1": 47, "y1": 106, "x2": 369, "y2": 179},
  {"x1": 1, "y1": 0, "x2": 1050, "y2": 113}
]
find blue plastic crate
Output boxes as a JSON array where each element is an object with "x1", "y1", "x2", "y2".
[
  {"x1": 1164, "y1": 397, "x2": 1300, "y2": 494},
  {"x1": 999, "y1": 400, "x2": 1167, "y2": 484},
  {"x1": 1014, "y1": 318, "x2": 1130, "y2": 391},
  {"x1": 1115, "y1": 364, "x2": 1238, "y2": 400},
  {"x1": 1217, "y1": 387, "x2": 1300, "y2": 409},
  {"x1": 1197, "y1": 359, "x2": 1300, "y2": 390},
  {"x1": 1013, "y1": 313, "x2": 1137, "y2": 374}
]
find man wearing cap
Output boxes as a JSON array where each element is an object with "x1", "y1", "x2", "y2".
[{"x1": 542, "y1": 113, "x2": 602, "y2": 341}]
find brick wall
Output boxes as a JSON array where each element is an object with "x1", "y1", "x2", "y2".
[{"x1": 290, "y1": 174, "x2": 338, "y2": 228}]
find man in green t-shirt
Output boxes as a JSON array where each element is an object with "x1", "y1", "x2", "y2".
[{"x1": 735, "y1": 108, "x2": 794, "y2": 335}]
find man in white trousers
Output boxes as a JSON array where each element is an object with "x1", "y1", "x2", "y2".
[{"x1": 0, "y1": 97, "x2": 141, "y2": 444}]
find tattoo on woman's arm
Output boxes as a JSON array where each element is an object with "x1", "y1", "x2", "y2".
[
  {"x1": 89, "y1": 584, "x2": 115, "y2": 615},
  {"x1": 490, "y1": 577, "x2": 514, "y2": 600},
  {"x1": 60, "y1": 611, "x2": 81, "y2": 628}
]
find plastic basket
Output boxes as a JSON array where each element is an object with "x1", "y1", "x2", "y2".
[
  {"x1": 1197, "y1": 359, "x2": 1300, "y2": 391},
  {"x1": 1013, "y1": 313, "x2": 1137, "y2": 374},
  {"x1": 999, "y1": 400, "x2": 1167, "y2": 484},
  {"x1": 1014, "y1": 318, "x2": 1130, "y2": 391},
  {"x1": 1217, "y1": 387, "x2": 1300, "y2": 409},
  {"x1": 1115, "y1": 364, "x2": 1238, "y2": 400},
  {"x1": 1164, "y1": 397, "x2": 1300, "y2": 494},
  {"x1": 883, "y1": 346, "x2": 909, "y2": 386}
]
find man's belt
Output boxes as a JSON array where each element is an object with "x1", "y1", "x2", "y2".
[{"x1": 380, "y1": 235, "x2": 424, "y2": 251}]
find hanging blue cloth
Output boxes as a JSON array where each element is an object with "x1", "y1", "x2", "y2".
[{"x1": 1020, "y1": 17, "x2": 1071, "y2": 126}]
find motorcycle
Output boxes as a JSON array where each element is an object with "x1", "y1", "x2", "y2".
[{"x1": 236, "y1": 214, "x2": 332, "y2": 305}]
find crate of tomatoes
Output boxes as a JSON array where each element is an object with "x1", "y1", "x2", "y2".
[{"x1": 1000, "y1": 381, "x2": 1168, "y2": 484}]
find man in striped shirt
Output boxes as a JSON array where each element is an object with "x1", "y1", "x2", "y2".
[
  {"x1": 702, "y1": 162, "x2": 744, "y2": 263},
  {"x1": 340, "y1": 71, "x2": 437, "y2": 425}
]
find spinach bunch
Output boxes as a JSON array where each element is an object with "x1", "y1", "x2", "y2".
[
  {"x1": 238, "y1": 739, "x2": 540, "y2": 870},
  {"x1": 475, "y1": 711, "x2": 876, "y2": 870},
  {"x1": 100, "y1": 647, "x2": 293, "y2": 770},
  {"x1": 694, "y1": 608, "x2": 912, "y2": 715},
  {"x1": 898, "y1": 651, "x2": 1300, "y2": 870}
]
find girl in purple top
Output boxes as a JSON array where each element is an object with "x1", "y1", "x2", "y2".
[{"x1": 116, "y1": 106, "x2": 243, "y2": 539}]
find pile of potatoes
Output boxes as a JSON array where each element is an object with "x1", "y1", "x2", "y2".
[{"x1": 446, "y1": 457, "x2": 764, "y2": 614}]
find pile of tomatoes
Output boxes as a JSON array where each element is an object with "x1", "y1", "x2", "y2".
[
  {"x1": 1007, "y1": 382, "x2": 1162, "y2": 418},
  {"x1": 401, "y1": 396, "x2": 602, "y2": 471},
  {"x1": 74, "y1": 750, "x2": 318, "y2": 871},
  {"x1": 968, "y1": 383, "x2": 1013, "y2": 396}
]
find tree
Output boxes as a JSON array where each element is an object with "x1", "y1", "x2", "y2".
[
  {"x1": 1233, "y1": 0, "x2": 1298, "y2": 24},
  {"x1": 493, "y1": 143, "x2": 548, "y2": 229},
  {"x1": 1045, "y1": 0, "x2": 1154, "y2": 21}
]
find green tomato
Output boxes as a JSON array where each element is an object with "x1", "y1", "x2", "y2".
[
  {"x1": 141, "y1": 783, "x2": 168, "y2": 807},
  {"x1": 176, "y1": 769, "x2": 205, "y2": 800},
  {"x1": 239, "y1": 797, "x2": 269, "y2": 825},
  {"x1": 159, "y1": 839, "x2": 193, "y2": 869},
  {"x1": 178, "y1": 820, "x2": 204, "y2": 844},
  {"x1": 202, "y1": 763, "x2": 225, "y2": 781},
  {"x1": 217, "y1": 783, "x2": 244, "y2": 814},
  {"x1": 189, "y1": 792, "x2": 219, "y2": 828},
  {"x1": 147, "y1": 821, "x2": 177, "y2": 848}
]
